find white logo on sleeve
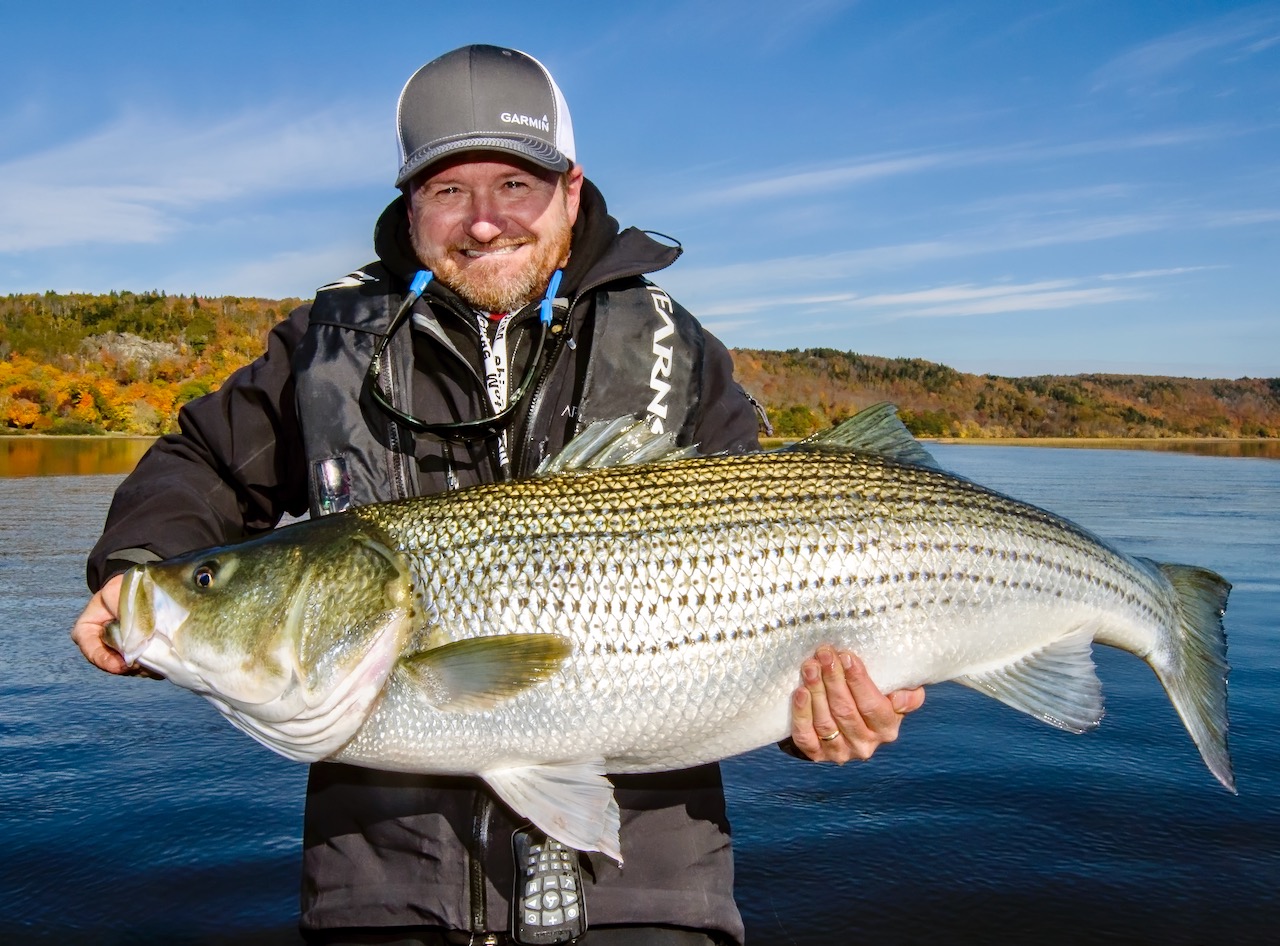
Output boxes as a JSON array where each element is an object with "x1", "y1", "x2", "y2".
[
  {"x1": 317, "y1": 271, "x2": 378, "y2": 293},
  {"x1": 647, "y1": 288, "x2": 677, "y2": 432}
]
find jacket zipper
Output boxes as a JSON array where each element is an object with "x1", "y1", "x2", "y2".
[
  {"x1": 509, "y1": 275, "x2": 616, "y2": 476},
  {"x1": 469, "y1": 790, "x2": 493, "y2": 931},
  {"x1": 378, "y1": 337, "x2": 414, "y2": 500},
  {"x1": 510, "y1": 329, "x2": 567, "y2": 476}
]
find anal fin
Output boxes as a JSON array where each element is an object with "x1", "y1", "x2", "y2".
[
  {"x1": 484, "y1": 760, "x2": 623, "y2": 865},
  {"x1": 957, "y1": 628, "x2": 1104, "y2": 733}
]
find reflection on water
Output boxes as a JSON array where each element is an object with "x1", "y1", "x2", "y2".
[
  {"x1": 9, "y1": 436, "x2": 1273, "y2": 478},
  {"x1": 939, "y1": 438, "x2": 1280, "y2": 460},
  {"x1": 0, "y1": 437, "x2": 155, "y2": 477}
]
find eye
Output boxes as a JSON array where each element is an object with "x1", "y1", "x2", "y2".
[{"x1": 192, "y1": 562, "x2": 218, "y2": 590}]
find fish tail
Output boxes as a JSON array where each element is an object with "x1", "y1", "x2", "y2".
[{"x1": 1149, "y1": 562, "x2": 1234, "y2": 793}]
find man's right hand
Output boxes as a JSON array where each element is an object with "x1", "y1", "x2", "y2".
[{"x1": 71, "y1": 573, "x2": 130, "y2": 674}]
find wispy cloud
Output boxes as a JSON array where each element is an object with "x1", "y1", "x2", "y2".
[
  {"x1": 692, "y1": 277, "x2": 1149, "y2": 325},
  {"x1": 1091, "y1": 6, "x2": 1280, "y2": 92},
  {"x1": 688, "y1": 152, "x2": 955, "y2": 206},
  {"x1": 0, "y1": 104, "x2": 386, "y2": 253},
  {"x1": 671, "y1": 208, "x2": 1180, "y2": 305},
  {"x1": 1099, "y1": 265, "x2": 1224, "y2": 281},
  {"x1": 855, "y1": 281, "x2": 1149, "y2": 318},
  {"x1": 1204, "y1": 207, "x2": 1280, "y2": 227},
  {"x1": 674, "y1": 127, "x2": 1237, "y2": 211}
]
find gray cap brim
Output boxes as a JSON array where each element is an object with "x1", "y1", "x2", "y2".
[{"x1": 395, "y1": 134, "x2": 570, "y2": 188}]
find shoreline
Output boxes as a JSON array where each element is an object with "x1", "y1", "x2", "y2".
[
  {"x1": 929, "y1": 435, "x2": 1274, "y2": 446},
  {"x1": 0, "y1": 432, "x2": 158, "y2": 441},
  {"x1": 4, "y1": 427, "x2": 1274, "y2": 446},
  {"x1": 760, "y1": 434, "x2": 1279, "y2": 460},
  {"x1": 7, "y1": 430, "x2": 1277, "y2": 455}
]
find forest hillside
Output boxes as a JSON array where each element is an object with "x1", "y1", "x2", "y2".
[
  {"x1": 735, "y1": 348, "x2": 1280, "y2": 439},
  {"x1": 2, "y1": 292, "x2": 1277, "y2": 439}
]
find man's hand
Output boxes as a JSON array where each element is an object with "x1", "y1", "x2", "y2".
[
  {"x1": 789, "y1": 646, "x2": 925, "y2": 763},
  {"x1": 71, "y1": 573, "x2": 132, "y2": 674}
]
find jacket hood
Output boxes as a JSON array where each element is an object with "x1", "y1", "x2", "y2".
[{"x1": 372, "y1": 177, "x2": 681, "y2": 302}]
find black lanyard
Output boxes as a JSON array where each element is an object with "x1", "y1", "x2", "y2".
[{"x1": 365, "y1": 269, "x2": 563, "y2": 444}]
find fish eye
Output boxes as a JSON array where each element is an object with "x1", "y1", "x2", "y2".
[{"x1": 192, "y1": 562, "x2": 218, "y2": 590}]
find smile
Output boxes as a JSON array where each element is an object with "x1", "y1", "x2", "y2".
[{"x1": 462, "y1": 244, "x2": 526, "y2": 258}]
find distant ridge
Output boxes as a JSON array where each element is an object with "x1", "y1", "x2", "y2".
[
  {"x1": 1, "y1": 293, "x2": 1275, "y2": 439},
  {"x1": 733, "y1": 348, "x2": 1279, "y2": 439}
]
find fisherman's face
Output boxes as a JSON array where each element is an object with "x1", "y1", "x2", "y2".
[{"x1": 408, "y1": 153, "x2": 583, "y2": 313}]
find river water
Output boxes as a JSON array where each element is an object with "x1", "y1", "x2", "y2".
[{"x1": 1, "y1": 444, "x2": 1276, "y2": 944}]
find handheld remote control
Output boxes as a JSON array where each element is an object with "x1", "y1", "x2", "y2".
[{"x1": 511, "y1": 827, "x2": 587, "y2": 944}]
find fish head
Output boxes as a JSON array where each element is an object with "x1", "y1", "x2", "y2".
[{"x1": 106, "y1": 515, "x2": 414, "y2": 762}]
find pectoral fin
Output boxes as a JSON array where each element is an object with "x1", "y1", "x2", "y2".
[
  {"x1": 398, "y1": 633, "x2": 572, "y2": 711},
  {"x1": 484, "y1": 760, "x2": 623, "y2": 865},
  {"x1": 956, "y1": 627, "x2": 1104, "y2": 733}
]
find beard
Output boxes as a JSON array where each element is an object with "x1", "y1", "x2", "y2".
[{"x1": 412, "y1": 211, "x2": 574, "y2": 314}]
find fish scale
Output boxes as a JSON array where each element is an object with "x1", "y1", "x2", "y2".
[{"x1": 108, "y1": 404, "x2": 1232, "y2": 861}]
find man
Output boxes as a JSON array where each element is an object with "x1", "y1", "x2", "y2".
[{"x1": 72, "y1": 45, "x2": 924, "y2": 945}]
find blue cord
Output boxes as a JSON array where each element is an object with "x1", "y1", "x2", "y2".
[
  {"x1": 540, "y1": 269, "x2": 563, "y2": 326},
  {"x1": 409, "y1": 270, "x2": 434, "y2": 298}
]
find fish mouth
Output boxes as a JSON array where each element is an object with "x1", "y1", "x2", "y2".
[
  {"x1": 108, "y1": 565, "x2": 196, "y2": 685},
  {"x1": 106, "y1": 567, "x2": 160, "y2": 667}
]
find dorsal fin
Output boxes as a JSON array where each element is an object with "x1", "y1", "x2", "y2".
[
  {"x1": 537, "y1": 416, "x2": 701, "y2": 475},
  {"x1": 785, "y1": 402, "x2": 941, "y2": 470}
]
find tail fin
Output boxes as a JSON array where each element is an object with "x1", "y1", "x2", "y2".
[{"x1": 1148, "y1": 562, "x2": 1234, "y2": 793}]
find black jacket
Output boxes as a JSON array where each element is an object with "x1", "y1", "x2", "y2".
[{"x1": 87, "y1": 180, "x2": 759, "y2": 943}]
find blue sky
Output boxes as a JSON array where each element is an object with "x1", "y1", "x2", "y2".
[{"x1": 2, "y1": 1, "x2": 1277, "y2": 378}]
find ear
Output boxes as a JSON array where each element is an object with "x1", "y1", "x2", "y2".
[
  {"x1": 403, "y1": 185, "x2": 416, "y2": 235},
  {"x1": 563, "y1": 164, "x2": 585, "y2": 225}
]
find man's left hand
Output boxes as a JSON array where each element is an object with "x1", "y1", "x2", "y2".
[{"x1": 788, "y1": 646, "x2": 925, "y2": 763}]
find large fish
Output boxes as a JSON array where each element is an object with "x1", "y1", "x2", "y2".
[{"x1": 106, "y1": 404, "x2": 1233, "y2": 862}]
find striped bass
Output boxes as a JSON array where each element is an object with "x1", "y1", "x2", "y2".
[{"x1": 106, "y1": 403, "x2": 1233, "y2": 863}]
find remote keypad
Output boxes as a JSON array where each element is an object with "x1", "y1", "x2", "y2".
[{"x1": 511, "y1": 829, "x2": 587, "y2": 944}]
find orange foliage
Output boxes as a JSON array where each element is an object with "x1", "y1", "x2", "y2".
[{"x1": 0, "y1": 292, "x2": 301, "y2": 434}]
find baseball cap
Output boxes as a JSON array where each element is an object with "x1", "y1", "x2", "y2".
[{"x1": 395, "y1": 44, "x2": 576, "y2": 188}]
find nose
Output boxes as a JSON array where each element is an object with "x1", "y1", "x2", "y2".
[{"x1": 464, "y1": 192, "x2": 506, "y2": 244}]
